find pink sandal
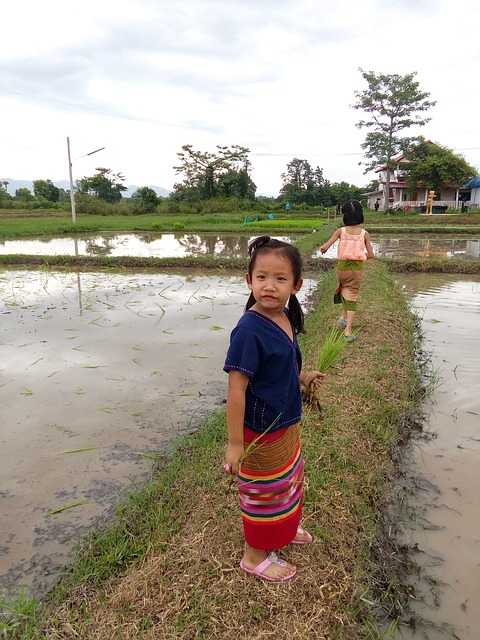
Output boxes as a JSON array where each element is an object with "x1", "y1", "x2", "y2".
[
  {"x1": 240, "y1": 551, "x2": 296, "y2": 582},
  {"x1": 291, "y1": 527, "x2": 313, "y2": 545}
]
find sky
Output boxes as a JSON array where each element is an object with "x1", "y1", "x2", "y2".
[{"x1": 1, "y1": 0, "x2": 479, "y2": 197}]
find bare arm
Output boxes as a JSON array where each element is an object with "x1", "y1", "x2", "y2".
[
  {"x1": 364, "y1": 231, "x2": 374, "y2": 260},
  {"x1": 320, "y1": 228, "x2": 341, "y2": 254},
  {"x1": 225, "y1": 370, "x2": 249, "y2": 475}
]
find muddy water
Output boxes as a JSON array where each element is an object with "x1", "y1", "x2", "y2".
[
  {"x1": 393, "y1": 274, "x2": 480, "y2": 640},
  {"x1": 0, "y1": 268, "x2": 317, "y2": 599}
]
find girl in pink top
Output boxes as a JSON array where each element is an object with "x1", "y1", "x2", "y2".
[{"x1": 320, "y1": 201, "x2": 374, "y2": 342}]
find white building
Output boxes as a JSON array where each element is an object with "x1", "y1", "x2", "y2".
[{"x1": 365, "y1": 152, "x2": 477, "y2": 212}]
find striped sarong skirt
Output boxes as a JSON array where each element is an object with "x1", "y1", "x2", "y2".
[{"x1": 238, "y1": 424, "x2": 303, "y2": 550}]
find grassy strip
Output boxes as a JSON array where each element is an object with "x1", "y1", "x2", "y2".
[
  {"x1": 1, "y1": 259, "x2": 421, "y2": 639},
  {"x1": 1, "y1": 252, "x2": 479, "y2": 276},
  {"x1": 0, "y1": 212, "x2": 330, "y2": 239},
  {"x1": 0, "y1": 209, "x2": 479, "y2": 239}
]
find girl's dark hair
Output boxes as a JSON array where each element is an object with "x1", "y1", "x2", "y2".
[
  {"x1": 342, "y1": 200, "x2": 364, "y2": 226},
  {"x1": 245, "y1": 236, "x2": 305, "y2": 334}
]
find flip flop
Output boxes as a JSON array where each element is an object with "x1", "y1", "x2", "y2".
[
  {"x1": 337, "y1": 318, "x2": 347, "y2": 327},
  {"x1": 291, "y1": 527, "x2": 313, "y2": 545},
  {"x1": 240, "y1": 551, "x2": 296, "y2": 582},
  {"x1": 343, "y1": 335, "x2": 357, "y2": 343}
]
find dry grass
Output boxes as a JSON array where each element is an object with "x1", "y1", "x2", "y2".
[{"x1": 27, "y1": 260, "x2": 419, "y2": 640}]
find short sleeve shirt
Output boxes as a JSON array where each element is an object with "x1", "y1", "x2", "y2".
[{"x1": 223, "y1": 310, "x2": 303, "y2": 433}]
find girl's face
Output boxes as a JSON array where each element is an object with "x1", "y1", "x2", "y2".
[{"x1": 246, "y1": 250, "x2": 302, "y2": 315}]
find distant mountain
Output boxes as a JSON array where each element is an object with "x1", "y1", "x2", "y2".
[{"x1": 0, "y1": 178, "x2": 171, "y2": 199}]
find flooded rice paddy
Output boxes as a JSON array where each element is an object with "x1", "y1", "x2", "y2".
[
  {"x1": 393, "y1": 273, "x2": 480, "y2": 640},
  {"x1": 320, "y1": 235, "x2": 480, "y2": 261},
  {"x1": 0, "y1": 267, "x2": 317, "y2": 598},
  {"x1": 0, "y1": 234, "x2": 296, "y2": 259},
  {"x1": 1, "y1": 232, "x2": 479, "y2": 261}
]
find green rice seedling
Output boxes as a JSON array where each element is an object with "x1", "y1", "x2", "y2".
[
  {"x1": 21, "y1": 386, "x2": 34, "y2": 395},
  {"x1": 47, "y1": 500, "x2": 89, "y2": 515},
  {"x1": 58, "y1": 447, "x2": 100, "y2": 455},
  {"x1": 303, "y1": 328, "x2": 350, "y2": 413},
  {"x1": 316, "y1": 327, "x2": 349, "y2": 373}
]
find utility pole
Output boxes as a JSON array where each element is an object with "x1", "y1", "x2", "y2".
[
  {"x1": 67, "y1": 137, "x2": 76, "y2": 223},
  {"x1": 67, "y1": 138, "x2": 105, "y2": 224}
]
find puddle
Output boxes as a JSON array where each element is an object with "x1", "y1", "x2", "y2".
[
  {"x1": 393, "y1": 273, "x2": 480, "y2": 639},
  {"x1": 0, "y1": 233, "x2": 296, "y2": 258},
  {"x1": 0, "y1": 268, "x2": 317, "y2": 599},
  {"x1": 316, "y1": 235, "x2": 480, "y2": 260}
]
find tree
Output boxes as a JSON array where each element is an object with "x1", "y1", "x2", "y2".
[
  {"x1": 131, "y1": 187, "x2": 160, "y2": 213},
  {"x1": 0, "y1": 182, "x2": 11, "y2": 207},
  {"x1": 173, "y1": 144, "x2": 255, "y2": 200},
  {"x1": 15, "y1": 187, "x2": 34, "y2": 201},
  {"x1": 280, "y1": 158, "x2": 323, "y2": 205},
  {"x1": 405, "y1": 139, "x2": 477, "y2": 191},
  {"x1": 77, "y1": 168, "x2": 127, "y2": 203},
  {"x1": 33, "y1": 179, "x2": 60, "y2": 202},
  {"x1": 353, "y1": 69, "x2": 436, "y2": 210}
]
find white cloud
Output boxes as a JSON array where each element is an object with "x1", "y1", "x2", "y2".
[{"x1": 1, "y1": 0, "x2": 479, "y2": 196}]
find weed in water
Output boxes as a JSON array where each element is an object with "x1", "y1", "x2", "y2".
[{"x1": 47, "y1": 500, "x2": 90, "y2": 515}]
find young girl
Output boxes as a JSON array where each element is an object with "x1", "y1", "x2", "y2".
[
  {"x1": 223, "y1": 236, "x2": 325, "y2": 582},
  {"x1": 320, "y1": 200, "x2": 374, "y2": 342}
]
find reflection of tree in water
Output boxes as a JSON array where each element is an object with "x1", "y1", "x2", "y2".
[
  {"x1": 175, "y1": 234, "x2": 204, "y2": 255},
  {"x1": 175, "y1": 234, "x2": 251, "y2": 257},
  {"x1": 373, "y1": 237, "x2": 475, "y2": 259},
  {"x1": 216, "y1": 235, "x2": 250, "y2": 257},
  {"x1": 137, "y1": 234, "x2": 156, "y2": 243},
  {"x1": 84, "y1": 236, "x2": 117, "y2": 256}
]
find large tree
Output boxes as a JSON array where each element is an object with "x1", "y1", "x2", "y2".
[
  {"x1": 33, "y1": 179, "x2": 60, "y2": 202},
  {"x1": 405, "y1": 139, "x2": 477, "y2": 191},
  {"x1": 280, "y1": 159, "x2": 362, "y2": 206},
  {"x1": 77, "y1": 168, "x2": 127, "y2": 203},
  {"x1": 172, "y1": 144, "x2": 255, "y2": 200},
  {"x1": 131, "y1": 186, "x2": 160, "y2": 213},
  {"x1": 15, "y1": 187, "x2": 34, "y2": 201},
  {"x1": 0, "y1": 182, "x2": 11, "y2": 207},
  {"x1": 280, "y1": 158, "x2": 323, "y2": 205},
  {"x1": 353, "y1": 69, "x2": 436, "y2": 210}
]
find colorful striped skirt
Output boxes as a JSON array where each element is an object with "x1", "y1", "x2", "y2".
[{"x1": 238, "y1": 424, "x2": 303, "y2": 550}]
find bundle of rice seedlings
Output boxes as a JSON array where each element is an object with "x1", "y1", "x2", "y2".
[
  {"x1": 316, "y1": 327, "x2": 349, "y2": 373},
  {"x1": 303, "y1": 327, "x2": 350, "y2": 413}
]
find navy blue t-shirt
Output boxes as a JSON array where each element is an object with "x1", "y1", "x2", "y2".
[{"x1": 223, "y1": 310, "x2": 303, "y2": 433}]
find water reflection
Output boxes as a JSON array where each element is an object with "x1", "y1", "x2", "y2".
[
  {"x1": 0, "y1": 233, "x2": 296, "y2": 258},
  {"x1": 315, "y1": 235, "x2": 480, "y2": 260}
]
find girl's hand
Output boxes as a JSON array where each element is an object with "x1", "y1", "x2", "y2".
[
  {"x1": 225, "y1": 442, "x2": 244, "y2": 477},
  {"x1": 301, "y1": 370, "x2": 326, "y2": 389},
  {"x1": 320, "y1": 245, "x2": 327, "y2": 254}
]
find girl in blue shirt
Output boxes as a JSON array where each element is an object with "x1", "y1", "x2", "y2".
[{"x1": 224, "y1": 236, "x2": 325, "y2": 582}]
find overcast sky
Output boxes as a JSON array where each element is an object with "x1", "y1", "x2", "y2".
[{"x1": 1, "y1": 0, "x2": 479, "y2": 196}]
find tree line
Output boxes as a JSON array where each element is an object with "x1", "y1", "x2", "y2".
[{"x1": 1, "y1": 70, "x2": 477, "y2": 213}]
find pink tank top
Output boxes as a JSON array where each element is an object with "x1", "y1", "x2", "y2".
[{"x1": 337, "y1": 227, "x2": 367, "y2": 261}]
